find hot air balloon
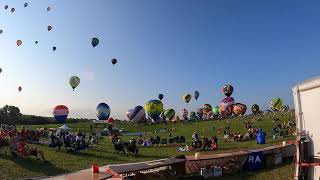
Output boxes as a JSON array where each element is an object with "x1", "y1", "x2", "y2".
[
  {"x1": 183, "y1": 94, "x2": 192, "y2": 104},
  {"x1": 233, "y1": 103, "x2": 247, "y2": 116},
  {"x1": 213, "y1": 106, "x2": 220, "y2": 117},
  {"x1": 35, "y1": 41, "x2": 38, "y2": 44},
  {"x1": 128, "y1": 106, "x2": 146, "y2": 123},
  {"x1": 48, "y1": 25, "x2": 52, "y2": 31},
  {"x1": 11, "y1": 8, "x2": 15, "y2": 13},
  {"x1": 47, "y1": 7, "x2": 51, "y2": 12},
  {"x1": 69, "y1": 76, "x2": 80, "y2": 91},
  {"x1": 16, "y1": 40, "x2": 22, "y2": 46},
  {"x1": 194, "y1": 91, "x2": 200, "y2": 101},
  {"x1": 0, "y1": 29, "x2": 3, "y2": 34},
  {"x1": 4, "y1": 5, "x2": 8, "y2": 10},
  {"x1": 158, "y1": 94, "x2": 164, "y2": 101},
  {"x1": 203, "y1": 104, "x2": 213, "y2": 114},
  {"x1": 24, "y1": 3, "x2": 28, "y2": 7},
  {"x1": 91, "y1": 37, "x2": 99, "y2": 47},
  {"x1": 0, "y1": 68, "x2": 2, "y2": 74},
  {"x1": 52, "y1": 46, "x2": 56, "y2": 51},
  {"x1": 18, "y1": 86, "x2": 22, "y2": 92},
  {"x1": 163, "y1": 109, "x2": 175, "y2": 121},
  {"x1": 252, "y1": 104, "x2": 260, "y2": 114},
  {"x1": 107, "y1": 117, "x2": 114, "y2": 123},
  {"x1": 219, "y1": 97, "x2": 235, "y2": 117},
  {"x1": 111, "y1": 58, "x2": 117, "y2": 65},
  {"x1": 222, "y1": 84, "x2": 234, "y2": 97},
  {"x1": 190, "y1": 112, "x2": 199, "y2": 121},
  {"x1": 269, "y1": 98, "x2": 282, "y2": 111},
  {"x1": 197, "y1": 108, "x2": 203, "y2": 119},
  {"x1": 125, "y1": 109, "x2": 132, "y2": 120},
  {"x1": 181, "y1": 108, "x2": 189, "y2": 121},
  {"x1": 53, "y1": 105, "x2": 69, "y2": 123},
  {"x1": 145, "y1": 100, "x2": 163, "y2": 122},
  {"x1": 96, "y1": 103, "x2": 110, "y2": 120}
]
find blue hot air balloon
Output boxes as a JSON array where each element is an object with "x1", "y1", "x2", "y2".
[
  {"x1": 96, "y1": 103, "x2": 110, "y2": 120},
  {"x1": 194, "y1": 91, "x2": 200, "y2": 101},
  {"x1": 128, "y1": 106, "x2": 146, "y2": 123}
]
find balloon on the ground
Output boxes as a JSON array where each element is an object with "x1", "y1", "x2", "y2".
[
  {"x1": 24, "y1": 3, "x2": 28, "y2": 8},
  {"x1": 96, "y1": 103, "x2": 110, "y2": 120},
  {"x1": 18, "y1": 86, "x2": 22, "y2": 92},
  {"x1": 158, "y1": 94, "x2": 164, "y2": 101},
  {"x1": 53, "y1": 105, "x2": 69, "y2": 123},
  {"x1": 107, "y1": 117, "x2": 114, "y2": 123},
  {"x1": 194, "y1": 91, "x2": 200, "y2": 101},
  {"x1": 52, "y1": 46, "x2": 56, "y2": 51},
  {"x1": 181, "y1": 108, "x2": 189, "y2": 121},
  {"x1": 190, "y1": 112, "x2": 199, "y2": 121},
  {"x1": 219, "y1": 97, "x2": 235, "y2": 117},
  {"x1": 11, "y1": 8, "x2": 15, "y2": 13},
  {"x1": 91, "y1": 37, "x2": 99, "y2": 47},
  {"x1": 163, "y1": 109, "x2": 175, "y2": 121},
  {"x1": 48, "y1": 25, "x2": 52, "y2": 31},
  {"x1": 111, "y1": 58, "x2": 117, "y2": 65},
  {"x1": 4, "y1": 5, "x2": 8, "y2": 10},
  {"x1": 252, "y1": 104, "x2": 260, "y2": 114},
  {"x1": 17, "y1": 40, "x2": 22, "y2": 46},
  {"x1": 197, "y1": 108, "x2": 203, "y2": 119},
  {"x1": 145, "y1": 100, "x2": 163, "y2": 122},
  {"x1": 222, "y1": 84, "x2": 234, "y2": 97},
  {"x1": 213, "y1": 106, "x2": 219, "y2": 117},
  {"x1": 183, "y1": 94, "x2": 192, "y2": 103},
  {"x1": 203, "y1": 104, "x2": 213, "y2": 114},
  {"x1": 233, "y1": 103, "x2": 247, "y2": 116},
  {"x1": 269, "y1": 98, "x2": 282, "y2": 111},
  {"x1": 69, "y1": 76, "x2": 80, "y2": 91},
  {"x1": 128, "y1": 106, "x2": 146, "y2": 123},
  {"x1": 125, "y1": 109, "x2": 132, "y2": 120}
]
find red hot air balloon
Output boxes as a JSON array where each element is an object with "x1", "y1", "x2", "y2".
[{"x1": 53, "y1": 105, "x2": 69, "y2": 123}]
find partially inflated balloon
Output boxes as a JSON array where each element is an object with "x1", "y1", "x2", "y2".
[
  {"x1": 163, "y1": 109, "x2": 175, "y2": 121},
  {"x1": 48, "y1": 25, "x2": 52, "y2": 31},
  {"x1": 18, "y1": 86, "x2": 22, "y2": 92},
  {"x1": 96, "y1": 103, "x2": 110, "y2": 120},
  {"x1": 233, "y1": 103, "x2": 247, "y2": 116},
  {"x1": 269, "y1": 98, "x2": 282, "y2": 111},
  {"x1": 194, "y1": 91, "x2": 200, "y2": 101},
  {"x1": 158, "y1": 94, "x2": 164, "y2": 101},
  {"x1": 126, "y1": 109, "x2": 132, "y2": 120},
  {"x1": 17, "y1": 40, "x2": 22, "y2": 46},
  {"x1": 107, "y1": 117, "x2": 114, "y2": 123},
  {"x1": 181, "y1": 108, "x2": 189, "y2": 121},
  {"x1": 222, "y1": 84, "x2": 234, "y2": 97},
  {"x1": 24, "y1": 3, "x2": 28, "y2": 7},
  {"x1": 183, "y1": 94, "x2": 192, "y2": 103},
  {"x1": 53, "y1": 105, "x2": 69, "y2": 123},
  {"x1": 111, "y1": 58, "x2": 117, "y2": 65},
  {"x1": 69, "y1": 76, "x2": 80, "y2": 91},
  {"x1": 128, "y1": 106, "x2": 146, "y2": 123},
  {"x1": 213, "y1": 106, "x2": 219, "y2": 117},
  {"x1": 145, "y1": 100, "x2": 163, "y2": 122},
  {"x1": 252, "y1": 104, "x2": 260, "y2": 114},
  {"x1": 91, "y1": 37, "x2": 99, "y2": 47},
  {"x1": 11, "y1": 8, "x2": 15, "y2": 13},
  {"x1": 219, "y1": 97, "x2": 235, "y2": 117},
  {"x1": 197, "y1": 108, "x2": 203, "y2": 119}
]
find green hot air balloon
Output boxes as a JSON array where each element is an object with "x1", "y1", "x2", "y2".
[
  {"x1": 145, "y1": 100, "x2": 163, "y2": 122},
  {"x1": 183, "y1": 94, "x2": 192, "y2": 103},
  {"x1": 91, "y1": 37, "x2": 99, "y2": 47},
  {"x1": 163, "y1": 109, "x2": 175, "y2": 121},
  {"x1": 269, "y1": 98, "x2": 282, "y2": 111},
  {"x1": 213, "y1": 106, "x2": 219, "y2": 117},
  {"x1": 69, "y1": 76, "x2": 80, "y2": 91}
]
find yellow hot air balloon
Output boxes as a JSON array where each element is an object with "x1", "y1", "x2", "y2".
[{"x1": 183, "y1": 94, "x2": 192, "y2": 103}]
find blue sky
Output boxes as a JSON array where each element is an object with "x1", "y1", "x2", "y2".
[{"x1": 1, "y1": 0, "x2": 320, "y2": 119}]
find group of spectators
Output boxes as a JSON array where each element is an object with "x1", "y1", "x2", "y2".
[
  {"x1": 111, "y1": 134, "x2": 139, "y2": 156},
  {"x1": 191, "y1": 132, "x2": 218, "y2": 151}
]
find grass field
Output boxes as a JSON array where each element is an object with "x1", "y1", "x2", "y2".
[{"x1": 0, "y1": 112, "x2": 295, "y2": 180}]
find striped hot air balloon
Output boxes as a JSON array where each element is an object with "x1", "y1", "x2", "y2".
[
  {"x1": 128, "y1": 106, "x2": 146, "y2": 123},
  {"x1": 53, "y1": 105, "x2": 69, "y2": 123},
  {"x1": 96, "y1": 103, "x2": 110, "y2": 120}
]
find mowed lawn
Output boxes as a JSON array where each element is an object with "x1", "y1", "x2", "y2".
[{"x1": 0, "y1": 113, "x2": 295, "y2": 180}]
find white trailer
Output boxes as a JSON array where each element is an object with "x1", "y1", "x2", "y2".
[{"x1": 293, "y1": 76, "x2": 320, "y2": 179}]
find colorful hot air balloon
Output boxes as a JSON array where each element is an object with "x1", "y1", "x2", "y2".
[
  {"x1": 183, "y1": 94, "x2": 192, "y2": 103},
  {"x1": 48, "y1": 25, "x2": 52, "y2": 31},
  {"x1": 24, "y1": 3, "x2": 28, "y2": 8},
  {"x1": 18, "y1": 86, "x2": 22, "y2": 92},
  {"x1": 181, "y1": 108, "x2": 189, "y2": 121},
  {"x1": 197, "y1": 108, "x2": 203, "y2": 119},
  {"x1": 91, "y1": 37, "x2": 99, "y2": 47},
  {"x1": 52, "y1": 46, "x2": 56, "y2": 51},
  {"x1": 111, "y1": 58, "x2": 117, "y2": 65},
  {"x1": 107, "y1": 117, "x2": 114, "y2": 123},
  {"x1": 96, "y1": 103, "x2": 110, "y2": 120},
  {"x1": 128, "y1": 106, "x2": 146, "y2": 123},
  {"x1": 4, "y1": 5, "x2": 8, "y2": 10},
  {"x1": 11, "y1": 8, "x2": 15, "y2": 13},
  {"x1": 219, "y1": 97, "x2": 235, "y2": 117},
  {"x1": 145, "y1": 100, "x2": 163, "y2": 122},
  {"x1": 69, "y1": 76, "x2": 80, "y2": 91},
  {"x1": 233, "y1": 103, "x2": 247, "y2": 116},
  {"x1": 53, "y1": 105, "x2": 69, "y2": 123},
  {"x1": 194, "y1": 91, "x2": 200, "y2": 101},
  {"x1": 269, "y1": 98, "x2": 283, "y2": 111},
  {"x1": 252, "y1": 104, "x2": 260, "y2": 114},
  {"x1": 213, "y1": 106, "x2": 220, "y2": 117},
  {"x1": 163, "y1": 109, "x2": 175, "y2": 121},
  {"x1": 203, "y1": 104, "x2": 213, "y2": 114},
  {"x1": 158, "y1": 94, "x2": 164, "y2": 101},
  {"x1": 16, "y1": 40, "x2": 22, "y2": 46},
  {"x1": 222, "y1": 84, "x2": 234, "y2": 97}
]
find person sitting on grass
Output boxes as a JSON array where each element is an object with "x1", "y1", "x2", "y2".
[
  {"x1": 211, "y1": 136, "x2": 218, "y2": 150},
  {"x1": 126, "y1": 138, "x2": 139, "y2": 156},
  {"x1": 114, "y1": 139, "x2": 126, "y2": 153},
  {"x1": 11, "y1": 139, "x2": 47, "y2": 162}
]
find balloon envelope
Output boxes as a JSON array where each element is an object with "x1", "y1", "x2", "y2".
[
  {"x1": 128, "y1": 106, "x2": 146, "y2": 123},
  {"x1": 213, "y1": 106, "x2": 219, "y2": 117},
  {"x1": 219, "y1": 97, "x2": 235, "y2": 117},
  {"x1": 111, "y1": 58, "x2": 117, "y2": 65},
  {"x1": 183, "y1": 94, "x2": 192, "y2": 103},
  {"x1": 18, "y1": 86, "x2": 22, "y2": 92},
  {"x1": 203, "y1": 104, "x2": 213, "y2": 114},
  {"x1": 222, "y1": 84, "x2": 234, "y2": 97},
  {"x1": 24, "y1": 3, "x2": 28, "y2": 7},
  {"x1": 269, "y1": 98, "x2": 282, "y2": 111},
  {"x1": 145, "y1": 100, "x2": 163, "y2": 122},
  {"x1": 35, "y1": 41, "x2": 38, "y2": 44},
  {"x1": 194, "y1": 91, "x2": 200, "y2": 100},
  {"x1": 0, "y1": 68, "x2": 2, "y2": 74},
  {"x1": 252, "y1": 104, "x2": 260, "y2": 114},
  {"x1": 53, "y1": 105, "x2": 69, "y2": 123},
  {"x1": 4, "y1": 5, "x2": 8, "y2": 10},
  {"x1": 107, "y1": 117, "x2": 114, "y2": 123},
  {"x1": 197, "y1": 108, "x2": 203, "y2": 119},
  {"x1": 233, "y1": 103, "x2": 247, "y2": 116},
  {"x1": 96, "y1": 103, "x2": 110, "y2": 120},
  {"x1": 163, "y1": 109, "x2": 175, "y2": 121},
  {"x1": 0, "y1": 29, "x2": 3, "y2": 34},
  {"x1": 158, "y1": 94, "x2": 164, "y2": 100},
  {"x1": 17, "y1": 40, "x2": 22, "y2": 46},
  {"x1": 48, "y1": 25, "x2": 52, "y2": 31},
  {"x1": 91, "y1": 37, "x2": 99, "y2": 47},
  {"x1": 47, "y1": 7, "x2": 51, "y2": 11},
  {"x1": 181, "y1": 108, "x2": 189, "y2": 120},
  {"x1": 52, "y1": 46, "x2": 56, "y2": 51},
  {"x1": 11, "y1": 8, "x2": 15, "y2": 13},
  {"x1": 69, "y1": 76, "x2": 80, "y2": 90}
]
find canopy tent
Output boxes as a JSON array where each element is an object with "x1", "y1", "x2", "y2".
[{"x1": 58, "y1": 124, "x2": 71, "y2": 131}]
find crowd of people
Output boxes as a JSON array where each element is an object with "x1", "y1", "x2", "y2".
[{"x1": 191, "y1": 132, "x2": 218, "y2": 151}]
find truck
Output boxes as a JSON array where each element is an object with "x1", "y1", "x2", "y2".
[{"x1": 293, "y1": 76, "x2": 320, "y2": 179}]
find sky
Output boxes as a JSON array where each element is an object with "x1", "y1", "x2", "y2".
[{"x1": 1, "y1": 0, "x2": 320, "y2": 119}]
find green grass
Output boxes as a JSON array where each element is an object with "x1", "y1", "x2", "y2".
[{"x1": 0, "y1": 113, "x2": 295, "y2": 180}]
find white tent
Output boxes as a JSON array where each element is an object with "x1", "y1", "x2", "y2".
[{"x1": 58, "y1": 124, "x2": 71, "y2": 131}]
